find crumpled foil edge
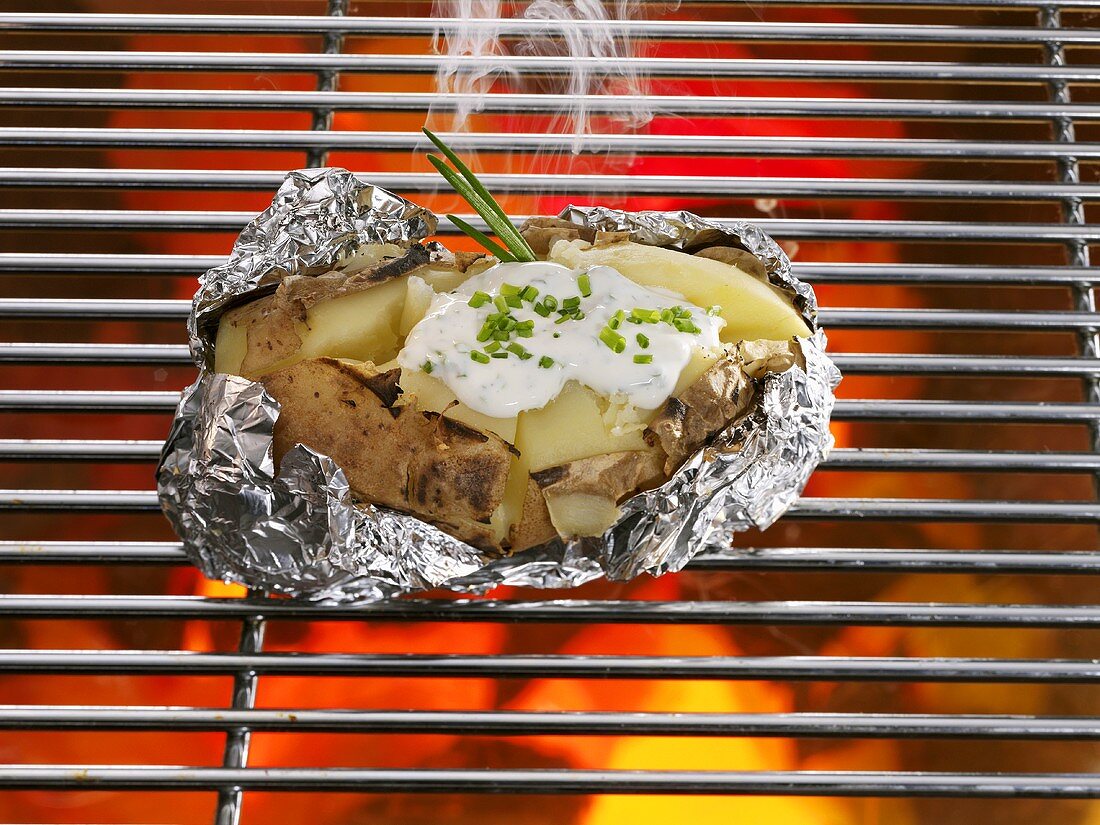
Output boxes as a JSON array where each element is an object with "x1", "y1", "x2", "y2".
[{"x1": 157, "y1": 168, "x2": 840, "y2": 602}]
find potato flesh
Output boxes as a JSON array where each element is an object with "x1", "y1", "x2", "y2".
[
  {"x1": 548, "y1": 239, "x2": 811, "y2": 342},
  {"x1": 544, "y1": 493, "x2": 621, "y2": 538},
  {"x1": 214, "y1": 266, "x2": 480, "y2": 379}
]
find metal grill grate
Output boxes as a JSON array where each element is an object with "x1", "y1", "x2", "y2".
[{"x1": 1, "y1": 2, "x2": 1099, "y2": 823}]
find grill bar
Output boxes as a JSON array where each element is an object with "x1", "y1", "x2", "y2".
[
  {"x1": 6, "y1": 169, "x2": 1100, "y2": 202},
  {"x1": 3, "y1": 542, "x2": 1098, "y2": 574},
  {"x1": 7, "y1": 299, "x2": 1100, "y2": 331},
  {"x1": 5, "y1": 211, "x2": 1097, "y2": 241},
  {"x1": 4, "y1": 93, "x2": 1095, "y2": 121},
  {"x1": 0, "y1": 254, "x2": 1090, "y2": 286},
  {"x1": 7, "y1": 53, "x2": 1100, "y2": 82},
  {"x1": 0, "y1": 595, "x2": 1096, "y2": 627},
  {"x1": 7, "y1": 344, "x2": 1100, "y2": 378},
  {"x1": 4, "y1": 490, "x2": 1098, "y2": 522},
  {"x1": 0, "y1": 765, "x2": 1095, "y2": 798},
  {"x1": 3, "y1": 14, "x2": 1098, "y2": 44},
  {"x1": 7, "y1": 126, "x2": 1100, "y2": 163},
  {"x1": 2, "y1": 392, "x2": 1095, "y2": 423},
  {"x1": 5, "y1": 440, "x2": 1100, "y2": 473},
  {"x1": 1, "y1": 651, "x2": 1096, "y2": 682},
  {"x1": 1, "y1": 707, "x2": 1096, "y2": 740}
]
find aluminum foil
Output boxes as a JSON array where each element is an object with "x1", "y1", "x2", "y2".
[{"x1": 158, "y1": 168, "x2": 840, "y2": 602}]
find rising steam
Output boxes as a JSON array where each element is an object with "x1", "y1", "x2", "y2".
[{"x1": 429, "y1": 0, "x2": 669, "y2": 153}]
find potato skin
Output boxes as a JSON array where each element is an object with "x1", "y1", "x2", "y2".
[
  {"x1": 262, "y1": 357, "x2": 515, "y2": 551},
  {"x1": 644, "y1": 353, "x2": 754, "y2": 475}
]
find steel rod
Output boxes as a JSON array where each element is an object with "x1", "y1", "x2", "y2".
[
  {"x1": 1, "y1": 706, "x2": 1096, "y2": 739},
  {"x1": 0, "y1": 594, "x2": 1097, "y2": 626},
  {"x1": 0, "y1": 651, "x2": 1095, "y2": 682},
  {"x1": 1, "y1": 14, "x2": 1098, "y2": 44}
]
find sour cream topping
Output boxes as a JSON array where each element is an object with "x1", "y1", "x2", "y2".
[{"x1": 397, "y1": 261, "x2": 724, "y2": 419}]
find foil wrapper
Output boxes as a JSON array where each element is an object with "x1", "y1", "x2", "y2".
[{"x1": 157, "y1": 168, "x2": 840, "y2": 602}]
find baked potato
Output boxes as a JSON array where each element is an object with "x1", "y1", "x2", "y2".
[{"x1": 213, "y1": 224, "x2": 810, "y2": 554}]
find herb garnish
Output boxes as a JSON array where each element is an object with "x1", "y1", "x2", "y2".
[{"x1": 423, "y1": 128, "x2": 537, "y2": 263}]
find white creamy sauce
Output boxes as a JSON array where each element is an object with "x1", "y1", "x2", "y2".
[{"x1": 397, "y1": 261, "x2": 724, "y2": 419}]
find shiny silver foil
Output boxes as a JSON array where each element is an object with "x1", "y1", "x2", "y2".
[{"x1": 158, "y1": 168, "x2": 840, "y2": 602}]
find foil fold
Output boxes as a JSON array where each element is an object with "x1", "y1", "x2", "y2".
[{"x1": 157, "y1": 168, "x2": 840, "y2": 602}]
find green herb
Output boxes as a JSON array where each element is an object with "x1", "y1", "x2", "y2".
[
  {"x1": 470, "y1": 350, "x2": 490, "y2": 364},
  {"x1": 507, "y1": 342, "x2": 532, "y2": 360},
  {"x1": 573, "y1": 310, "x2": 586, "y2": 321},
  {"x1": 674, "y1": 319, "x2": 701, "y2": 334},
  {"x1": 493, "y1": 295, "x2": 509, "y2": 314},
  {"x1": 659, "y1": 308, "x2": 674, "y2": 324},
  {"x1": 707, "y1": 305, "x2": 722, "y2": 316},
  {"x1": 631, "y1": 308, "x2": 660, "y2": 324},
  {"x1": 445, "y1": 215, "x2": 516, "y2": 263},
  {"x1": 492, "y1": 329, "x2": 510, "y2": 341},
  {"x1": 421, "y1": 360, "x2": 433, "y2": 373},
  {"x1": 520, "y1": 285, "x2": 539, "y2": 302},
  {"x1": 553, "y1": 332, "x2": 561, "y2": 338},
  {"x1": 491, "y1": 351, "x2": 509, "y2": 359},
  {"x1": 504, "y1": 294, "x2": 522, "y2": 309},
  {"x1": 608, "y1": 309, "x2": 625, "y2": 330},
  {"x1": 500, "y1": 283, "x2": 521, "y2": 297},
  {"x1": 517, "y1": 327, "x2": 534, "y2": 338},
  {"x1": 543, "y1": 295, "x2": 558, "y2": 311},
  {"x1": 484, "y1": 341, "x2": 501, "y2": 353},
  {"x1": 633, "y1": 354, "x2": 653, "y2": 364},
  {"x1": 538, "y1": 355, "x2": 554, "y2": 369},
  {"x1": 636, "y1": 333, "x2": 650, "y2": 349},
  {"x1": 599, "y1": 327, "x2": 626, "y2": 353},
  {"x1": 424, "y1": 129, "x2": 537, "y2": 262},
  {"x1": 468, "y1": 290, "x2": 492, "y2": 308},
  {"x1": 533, "y1": 302, "x2": 551, "y2": 317},
  {"x1": 562, "y1": 296, "x2": 581, "y2": 310},
  {"x1": 577, "y1": 273, "x2": 592, "y2": 297}
]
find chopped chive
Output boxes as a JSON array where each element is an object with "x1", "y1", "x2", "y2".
[
  {"x1": 491, "y1": 351, "x2": 509, "y2": 359},
  {"x1": 631, "y1": 308, "x2": 660, "y2": 324},
  {"x1": 659, "y1": 308, "x2": 674, "y2": 324},
  {"x1": 519, "y1": 285, "x2": 539, "y2": 302},
  {"x1": 499, "y1": 316, "x2": 516, "y2": 331},
  {"x1": 636, "y1": 333, "x2": 650, "y2": 348},
  {"x1": 470, "y1": 350, "x2": 490, "y2": 364},
  {"x1": 493, "y1": 330, "x2": 510, "y2": 341},
  {"x1": 707, "y1": 305, "x2": 722, "y2": 316},
  {"x1": 599, "y1": 327, "x2": 626, "y2": 354},
  {"x1": 608, "y1": 309, "x2": 624, "y2": 330},
  {"x1": 674, "y1": 319, "x2": 701, "y2": 334},
  {"x1": 577, "y1": 273, "x2": 592, "y2": 297},
  {"x1": 562, "y1": 296, "x2": 581, "y2": 310},
  {"x1": 573, "y1": 310, "x2": 586, "y2": 320},
  {"x1": 484, "y1": 340, "x2": 501, "y2": 353},
  {"x1": 476, "y1": 326, "x2": 493, "y2": 343},
  {"x1": 445, "y1": 214, "x2": 516, "y2": 263},
  {"x1": 516, "y1": 319, "x2": 534, "y2": 329},
  {"x1": 543, "y1": 295, "x2": 558, "y2": 311},
  {"x1": 504, "y1": 294, "x2": 522, "y2": 309},
  {"x1": 553, "y1": 332, "x2": 561, "y2": 338},
  {"x1": 468, "y1": 290, "x2": 492, "y2": 308},
  {"x1": 626, "y1": 316, "x2": 642, "y2": 324},
  {"x1": 506, "y1": 342, "x2": 529, "y2": 357},
  {"x1": 517, "y1": 327, "x2": 534, "y2": 338},
  {"x1": 421, "y1": 360, "x2": 433, "y2": 373},
  {"x1": 423, "y1": 129, "x2": 537, "y2": 261},
  {"x1": 493, "y1": 295, "x2": 509, "y2": 313},
  {"x1": 555, "y1": 315, "x2": 570, "y2": 325},
  {"x1": 538, "y1": 355, "x2": 554, "y2": 369},
  {"x1": 533, "y1": 302, "x2": 551, "y2": 317},
  {"x1": 634, "y1": 354, "x2": 653, "y2": 364},
  {"x1": 500, "y1": 283, "x2": 521, "y2": 297},
  {"x1": 427, "y1": 156, "x2": 534, "y2": 262}
]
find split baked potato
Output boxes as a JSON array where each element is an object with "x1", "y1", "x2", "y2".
[{"x1": 213, "y1": 221, "x2": 810, "y2": 554}]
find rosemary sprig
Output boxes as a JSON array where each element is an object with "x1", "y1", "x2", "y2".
[{"x1": 423, "y1": 128, "x2": 537, "y2": 262}]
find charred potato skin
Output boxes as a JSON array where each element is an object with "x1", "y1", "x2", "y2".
[{"x1": 261, "y1": 356, "x2": 514, "y2": 552}]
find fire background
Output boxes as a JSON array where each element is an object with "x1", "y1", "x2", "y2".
[{"x1": 1, "y1": 0, "x2": 1099, "y2": 823}]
